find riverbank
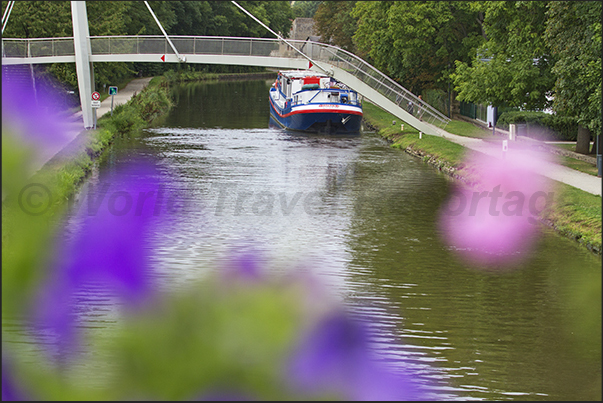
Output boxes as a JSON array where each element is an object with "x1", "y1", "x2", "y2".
[
  {"x1": 29, "y1": 71, "x2": 276, "y2": 210},
  {"x1": 362, "y1": 102, "x2": 602, "y2": 255},
  {"x1": 2, "y1": 70, "x2": 279, "y2": 316}
]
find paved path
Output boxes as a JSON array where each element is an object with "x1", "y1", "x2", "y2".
[
  {"x1": 33, "y1": 77, "x2": 153, "y2": 174},
  {"x1": 33, "y1": 77, "x2": 601, "y2": 197},
  {"x1": 436, "y1": 129, "x2": 602, "y2": 196}
]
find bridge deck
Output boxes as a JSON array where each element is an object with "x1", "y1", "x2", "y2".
[{"x1": 2, "y1": 35, "x2": 450, "y2": 134}]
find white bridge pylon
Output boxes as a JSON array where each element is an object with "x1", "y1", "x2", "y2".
[{"x1": 2, "y1": 8, "x2": 450, "y2": 134}]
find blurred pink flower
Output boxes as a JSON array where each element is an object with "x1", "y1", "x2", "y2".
[{"x1": 438, "y1": 147, "x2": 553, "y2": 267}]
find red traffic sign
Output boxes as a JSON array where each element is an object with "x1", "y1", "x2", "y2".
[
  {"x1": 91, "y1": 91, "x2": 101, "y2": 101},
  {"x1": 161, "y1": 55, "x2": 165, "y2": 62}
]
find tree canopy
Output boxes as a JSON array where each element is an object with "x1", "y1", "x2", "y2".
[
  {"x1": 352, "y1": 1, "x2": 483, "y2": 94},
  {"x1": 451, "y1": 1, "x2": 555, "y2": 111},
  {"x1": 544, "y1": 1, "x2": 601, "y2": 136},
  {"x1": 2, "y1": 0, "x2": 600, "y2": 141},
  {"x1": 1, "y1": 1, "x2": 293, "y2": 89},
  {"x1": 313, "y1": 1, "x2": 358, "y2": 53},
  {"x1": 291, "y1": 1, "x2": 322, "y2": 19}
]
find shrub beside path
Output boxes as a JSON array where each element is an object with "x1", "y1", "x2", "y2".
[{"x1": 32, "y1": 77, "x2": 154, "y2": 175}]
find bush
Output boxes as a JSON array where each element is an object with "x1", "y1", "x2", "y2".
[
  {"x1": 497, "y1": 111, "x2": 579, "y2": 141},
  {"x1": 103, "y1": 107, "x2": 145, "y2": 135}
]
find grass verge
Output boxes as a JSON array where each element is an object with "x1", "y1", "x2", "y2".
[
  {"x1": 362, "y1": 101, "x2": 602, "y2": 254},
  {"x1": 2, "y1": 74, "x2": 175, "y2": 313}
]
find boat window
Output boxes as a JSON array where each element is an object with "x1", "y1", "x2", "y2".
[{"x1": 349, "y1": 92, "x2": 357, "y2": 104}]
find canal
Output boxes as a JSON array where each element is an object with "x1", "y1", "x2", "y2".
[{"x1": 45, "y1": 78, "x2": 603, "y2": 399}]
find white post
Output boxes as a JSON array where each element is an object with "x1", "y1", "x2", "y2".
[
  {"x1": 509, "y1": 123, "x2": 516, "y2": 141},
  {"x1": 71, "y1": 1, "x2": 94, "y2": 129}
]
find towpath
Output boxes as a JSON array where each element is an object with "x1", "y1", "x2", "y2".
[
  {"x1": 438, "y1": 130, "x2": 602, "y2": 196},
  {"x1": 33, "y1": 77, "x2": 601, "y2": 197},
  {"x1": 32, "y1": 77, "x2": 153, "y2": 174}
]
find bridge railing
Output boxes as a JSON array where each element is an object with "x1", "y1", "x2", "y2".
[
  {"x1": 2, "y1": 37, "x2": 74, "y2": 58},
  {"x1": 89, "y1": 35, "x2": 282, "y2": 57},
  {"x1": 2, "y1": 35, "x2": 450, "y2": 128},
  {"x1": 284, "y1": 39, "x2": 451, "y2": 129}
]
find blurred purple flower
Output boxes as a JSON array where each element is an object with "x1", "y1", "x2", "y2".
[
  {"x1": 438, "y1": 148, "x2": 552, "y2": 267},
  {"x1": 220, "y1": 246, "x2": 266, "y2": 283},
  {"x1": 287, "y1": 311, "x2": 426, "y2": 400},
  {"x1": 194, "y1": 389, "x2": 253, "y2": 401},
  {"x1": 31, "y1": 160, "x2": 164, "y2": 358},
  {"x1": 2, "y1": 357, "x2": 29, "y2": 401},
  {"x1": 2, "y1": 66, "x2": 71, "y2": 152}
]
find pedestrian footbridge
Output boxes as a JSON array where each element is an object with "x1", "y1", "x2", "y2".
[{"x1": 2, "y1": 34, "x2": 450, "y2": 135}]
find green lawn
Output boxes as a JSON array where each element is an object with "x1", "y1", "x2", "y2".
[
  {"x1": 363, "y1": 102, "x2": 600, "y2": 177},
  {"x1": 552, "y1": 143, "x2": 576, "y2": 152},
  {"x1": 362, "y1": 102, "x2": 602, "y2": 253},
  {"x1": 443, "y1": 119, "x2": 496, "y2": 139},
  {"x1": 559, "y1": 155, "x2": 599, "y2": 176},
  {"x1": 544, "y1": 183, "x2": 602, "y2": 252}
]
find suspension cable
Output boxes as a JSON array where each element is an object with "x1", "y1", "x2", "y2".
[
  {"x1": 2, "y1": 1, "x2": 15, "y2": 34},
  {"x1": 143, "y1": 1, "x2": 185, "y2": 63},
  {"x1": 230, "y1": 1, "x2": 328, "y2": 75}
]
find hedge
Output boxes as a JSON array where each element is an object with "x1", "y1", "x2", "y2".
[{"x1": 497, "y1": 111, "x2": 579, "y2": 141}]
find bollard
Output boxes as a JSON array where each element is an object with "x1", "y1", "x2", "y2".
[
  {"x1": 419, "y1": 132, "x2": 422, "y2": 139},
  {"x1": 401, "y1": 124, "x2": 404, "y2": 131}
]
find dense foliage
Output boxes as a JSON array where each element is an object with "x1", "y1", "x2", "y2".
[
  {"x1": 313, "y1": 1, "x2": 358, "y2": 53},
  {"x1": 352, "y1": 1, "x2": 482, "y2": 94},
  {"x1": 1, "y1": 1, "x2": 293, "y2": 90},
  {"x1": 2, "y1": 1, "x2": 600, "y2": 151},
  {"x1": 496, "y1": 111, "x2": 579, "y2": 141},
  {"x1": 311, "y1": 0, "x2": 600, "y2": 153},
  {"x1": 544, "y1": 1, "x2": 602, "y2": 138},
  {"x1": 452, "y1": 1, "x2": 555, "y2": 111},
  {"x1": 291, "y1": 1, "x2": 322, "y2": 19}
]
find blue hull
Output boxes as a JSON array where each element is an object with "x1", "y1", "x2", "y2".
[{"x1": 269, "y1": 97, "x2": 362, "y2": 135}]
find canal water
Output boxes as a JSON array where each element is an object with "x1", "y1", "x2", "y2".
[{"x1": 15, "y1": 79, "x2": 601, "y2": 400}]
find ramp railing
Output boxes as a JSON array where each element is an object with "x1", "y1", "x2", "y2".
[{"x1": 2, "y1": 35, "x2": 450, "y2": 129}]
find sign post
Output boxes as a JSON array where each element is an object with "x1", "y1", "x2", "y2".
[
  {"x1": 108, "y1": 86, "x2": 118, "y2": 116},
  {"x1": 91, "y1": 91, "x2": 100, "y2": 129}
]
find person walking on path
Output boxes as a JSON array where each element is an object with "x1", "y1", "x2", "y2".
[{"x1": 407, "y1": 100, "x2": 414, "y2": 116}]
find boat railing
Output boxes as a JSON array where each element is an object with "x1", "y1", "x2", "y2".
[
  {"x1": 284, "y1": 39, "x2": 450, "y2": 129},
  {"x1": 3, "y1": 35, "x2": 445, "y2": 128}
]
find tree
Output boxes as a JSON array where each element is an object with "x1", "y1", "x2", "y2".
[
  {"x1": 292, "y1": 1, "x2": 322, "y2": 19},
  {"x1": 1, "y1": 1, "x2": 71, "y2": 38},
  {"x1": 314, "y1": 1, "x2": 358, "y2": 52},
  {"x1": 353, "y1": 1, "x2": 483, "y2": 94},
  {"x1": 544, "y1": 1, "x2": 602, "y2": 155},
  {"x1": 1, "y1": 1, "x2": 294, "y2": 87},
  {"x1": 452, "y1": 1, "x2": 555, "y2": 111}
]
